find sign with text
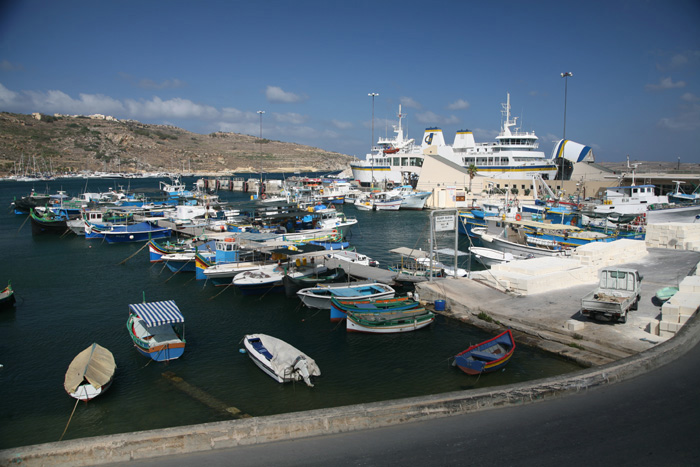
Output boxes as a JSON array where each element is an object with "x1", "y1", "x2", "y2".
[{"x1": 434, "y1": 214, "x2": 455, "y2": 232}]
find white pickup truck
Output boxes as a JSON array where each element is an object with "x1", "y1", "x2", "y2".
[{"x1": 580, "y1": 268, "x2": 642, "y2": 323}]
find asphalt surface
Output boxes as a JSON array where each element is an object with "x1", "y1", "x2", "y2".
[{"x1": 112, "y1": 328, "x2": 700, "y2": 467}]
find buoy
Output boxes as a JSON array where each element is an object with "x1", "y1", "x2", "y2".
[
  {"x1": 515, "y1": 213, "x2": 522, "y2": 221},
  {"x1": 239, "y1": 349, "x2": 246, "y2": 354}
]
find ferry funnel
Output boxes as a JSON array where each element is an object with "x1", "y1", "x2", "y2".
[{"x1": 552, "y1": 139, "x2": 594, "y2": 163}]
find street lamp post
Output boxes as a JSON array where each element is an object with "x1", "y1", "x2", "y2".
[
  {"x1": 368, "y1": 92, "x2": 379, "y2": 187},
  {"x1": 257, "y1": 110, "x2": 265, "y2": 189},
  {"x1": 560, "y1": 72, "x2": 572, "y2": 181}
]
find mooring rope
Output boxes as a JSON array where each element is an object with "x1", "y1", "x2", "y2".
[
  {"x1": 59, "y1": 397, "x2": 81, "y2": 441},
  {"x1": 118, "y1": 241, "x2": 150, "y2": 265}
]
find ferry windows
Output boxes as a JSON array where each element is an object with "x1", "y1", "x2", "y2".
[
  {"x1": 401, "y1": 157, "x2": 408, "y2": 166},
  {"x1": 393, "y1": 157, "x2": 400, "y2": 166}
]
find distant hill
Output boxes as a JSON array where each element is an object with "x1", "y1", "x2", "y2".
[{"x1": 0, "y1": 112, "x2": 354, "y2": 176}]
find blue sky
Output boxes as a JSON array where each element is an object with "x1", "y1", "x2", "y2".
[{"x1": 1, "y1": 0, "x2": 698, "y2": 163}]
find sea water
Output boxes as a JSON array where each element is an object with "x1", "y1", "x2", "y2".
[{"x1": 0, "y1": 176, "x2": 580, "y2": 449}]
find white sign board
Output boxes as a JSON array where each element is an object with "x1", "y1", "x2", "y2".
[{"x1": 434, "y1": 215, "x2": 455, "y2": 232}]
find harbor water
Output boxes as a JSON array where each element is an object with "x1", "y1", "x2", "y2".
[{"x1": 0, "y1": 176, "x2": 581, "y2": 450}]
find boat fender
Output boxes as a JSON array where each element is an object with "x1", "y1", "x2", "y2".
[
  {"x1": 515, "y1": 213, "x2": 522, "y2": 221},
  {"x1": 239, "y1": 348, "x2": 246, "y2": 354}
]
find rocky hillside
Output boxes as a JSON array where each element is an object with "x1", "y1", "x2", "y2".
[{"x1": 0, "y1": 112, "x2": 354, "y2": 175}]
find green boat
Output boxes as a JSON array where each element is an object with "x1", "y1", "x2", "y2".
[{"x1": 655, "y1": 286, "x2": 679, "y2": 303}]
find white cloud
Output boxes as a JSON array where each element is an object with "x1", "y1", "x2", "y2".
[
  {"x1": 681, "y1": 92, "x2": 699, "y2": 102},
  {"x1": 266, "y1": 85, "x2": 304, "y2": 103},
  {"x1": 400, "y1": 96, "x2": 421, "y2": 109},
  {"x1": 138, "y1": 78, "x2": 186, "y2": 90},
  {"x1": 645, "y1": 77, "x2": 686, "y2": 91},
  {"x1": 125, "y1": 96, "x2": 219, "y2": 120},
  {"x1": 415, "y1": 111, "x2": 460, "y2": 125},
  {"x1": 272, "y1": 112, "x2": 307, "y2": 124},
  {"x1": 0, "y1": 82, "x2": 19, "y2": 104},
  {"x1": 447, "y1": 99, "x2": 470, "y2": 110},
  {"x1": 331, "y1": 119, "x2": 353, "y2": 129},
  {"x1": 0, "y1": 60, "x2": 23, "y2": 71}
]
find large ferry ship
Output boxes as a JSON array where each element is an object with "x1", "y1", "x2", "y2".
[
  {"x1": 351, "y1": 95, "x2": 593, "y2": 185},
  {"x1": 350, "y1": 105, "x2": 424, "y2": 187},
  {"x1": 423, "y1": 93, "x2": 560, "y2": 180}
]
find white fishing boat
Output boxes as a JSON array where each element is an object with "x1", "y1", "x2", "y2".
[
  {"x1": 471, "y1": 246, "x2": 525, "y2": 268},
  {"x1": 63, "y1": 343, "x2": 116, "y2": 401},
  {"x1": 388, "y1": 185, "x2": 432, "y2": 210},
  {"x1": 243, "y1": 334, "x2": 320, "y2": 387},
  {"x1": 372, "y1": 192, "x2": 403, "y2": 211},
  {"x1": 350, "y1": 105, "x2": 423, "y2": 187},
  {"x1": 591, "y1": 183, "x2": 700, "y2": 223},
  {"x1": 474, "y1": 225, "x2": 570, "y2": 259},
  {"x1": 324, "y1": 248, "x2": 379, "y2": 267},
  {"x1": 297, "y1": 282, "x2": 395, "y2": 309}
]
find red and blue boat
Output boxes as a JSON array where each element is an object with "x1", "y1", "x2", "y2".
[
  {"x1": 126, "y1": 300, "x2": 186, "y2": 362},
  {"x1": 453, "y1": 329, "x2": 515, "y2": 375}
]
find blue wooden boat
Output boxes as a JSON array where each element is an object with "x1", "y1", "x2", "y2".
[
  {"x1": 89, "y1": 221, "x2": 171, "y2": 243},
  {"x1": 126, "y1": 300, "x2": 186, "y2": 362},
  {"x1": 453, "y1": 329, "x2": 515, "y2": 375},
  {"x1": 296, "y1": 282, "x2": 395, "y2": 310}
]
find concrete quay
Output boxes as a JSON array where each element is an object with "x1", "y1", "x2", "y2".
[{"x1": 416, "y1": 245, "x2": 700, "y2": 367}]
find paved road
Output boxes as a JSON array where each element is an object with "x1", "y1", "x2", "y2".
[{"x1": 118, "y1": 337, "x2": 700, "y2": 466}]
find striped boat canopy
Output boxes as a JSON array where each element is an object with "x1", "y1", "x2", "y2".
[{"x1": 128, "y1": 300, "x2": 184, "y2": 326}]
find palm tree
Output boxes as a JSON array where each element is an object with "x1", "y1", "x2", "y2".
[{"x1": 467, "y1": 164, "x2": 478, "y2": 193}]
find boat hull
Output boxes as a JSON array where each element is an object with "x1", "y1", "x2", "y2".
[
  {"x1": 127, "y1": 314, "x2": 185, "y2": 362},
  {"x1": 346, "y1": 310, "x2": 435, "y2": 333},
  {"x1": 330, "y1": 296, "x2": 420, "y2": 322},
  {"x1": 297, "y1": 283, "x2": 395, "y2": 310},
  {"x1": 454, "y1": 329, "x2": 515, "y2": 375}
]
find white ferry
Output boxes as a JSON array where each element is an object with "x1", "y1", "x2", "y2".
[
  {"x1": 352, "y1": 95, "x2": 593, "y2": 185},
  {"x1": 423, "y1": 94, "x2": 562, "y2": 180},
  {"x1": 350, "y1": 105, "x2": 424, "y2": 187}
]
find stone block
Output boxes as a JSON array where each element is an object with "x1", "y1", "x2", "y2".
[
  {"x1": 646, "y1": 319, "x2": 660, "y2": 336},
  {"x1": 679, "y1": 276, "x2": 700, "y2": 293},
  {"x1": 566, "y1": 319, "x2": 584, "y2": 331},
  {"x1": 661, "y1": 303, "x2": 680, "y2": 323}
]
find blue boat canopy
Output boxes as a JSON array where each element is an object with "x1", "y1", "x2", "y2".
[{"x1": 128, "y1": 300, "x2": 184, "y2": 326}]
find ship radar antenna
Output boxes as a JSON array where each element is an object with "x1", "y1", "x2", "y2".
[{"x1": 626, "y1": 155, "x2": 641, "y2": 186}]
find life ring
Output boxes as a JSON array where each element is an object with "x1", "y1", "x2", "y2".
[
  {"x1": 261, "y1": 193, "x2": 267, "y2": 200},
  {"x1": 515, "y1": 213, "x2": 522, "y2": 221}
]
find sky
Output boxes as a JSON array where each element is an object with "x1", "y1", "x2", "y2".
[{"x1": 0, "y1": 0, "x2": 698, "y2": 164}]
